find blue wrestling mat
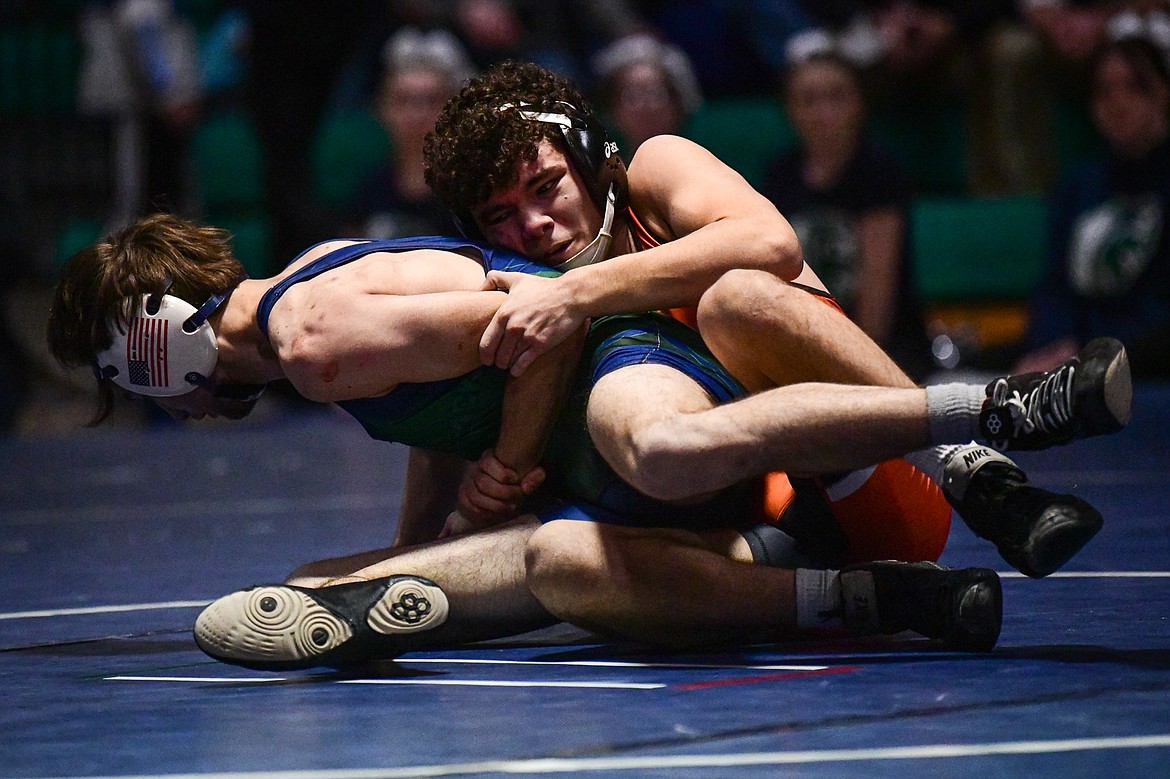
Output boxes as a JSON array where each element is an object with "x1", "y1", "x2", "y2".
[{"x1": 2, "y1": 385, "x2": 1169, "y2": 778}]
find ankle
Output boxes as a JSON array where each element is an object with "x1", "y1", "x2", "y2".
[
  {"x1": 794, "y1": 568, "x2": 843, "y2": 629},
  {"x1": 925, "y1": 383, "x2": 986, "y2": 444}
]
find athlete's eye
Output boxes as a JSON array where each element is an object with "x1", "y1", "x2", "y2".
[
  {"x1": 481, "y1": 210, "x2": 510, "y2": 227},
  {"x1": 535, "y1": 175, "x2": 559, "y2": 196}
]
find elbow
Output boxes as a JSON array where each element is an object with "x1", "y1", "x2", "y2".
[{"x1": 759, "y1": 220, "x2": 804, "y2": 280}]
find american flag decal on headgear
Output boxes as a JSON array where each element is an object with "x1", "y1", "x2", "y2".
[{"x1": 126, "y1": 316, "x2": 168, "y2": 388}]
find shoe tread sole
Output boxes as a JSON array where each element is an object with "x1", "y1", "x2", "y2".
[
  {"x1": 194, "y1": 586, "x2": 352, "y2": 666},
  {"x1": 367, "y1": 578, "x2": 449, "y2": 635},
  {"x1": 194, "y1": 576, "x2": 450, "y2": 671}
]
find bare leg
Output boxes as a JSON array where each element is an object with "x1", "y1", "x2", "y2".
[
  {"x1": 697, "y1": 269, "x2": 916, "y2": 392},
  {"x1": 286, "y1": 516, "x2": 554, "y2": 647},
  {"x1": 588, "y1": 364, "x2": 932, "y2": 500},
  {"x1": 526, "y1": 519, "x2": 801, "y2": 646}
]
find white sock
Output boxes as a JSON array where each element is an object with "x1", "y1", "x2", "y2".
[
  {"x1": 941, "y1": 443, "x2": 1020, "y2": 502},
  {"x1": 795, "y1": 568, "x2": 843, "y2": 629},
  {"x1": 903, "y1": 444, "x2": 966, "y2": 486},
  {"x1": 924, "y1": 383, "x2": 986, "y2": 444}
]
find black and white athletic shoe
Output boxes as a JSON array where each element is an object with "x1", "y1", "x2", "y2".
[
  {"x1": 194, "y1": 575, "x2": 449, "y2": 671},
  {"x1": 980, "y1": 337, "x2": 1131, "y2": 451},
  {"x1": 840, "y1": 560, "x2": 1002, "y2": 652},
  {"x1": 943, "y1": 445, "x2": 1103, "y2": 578}
]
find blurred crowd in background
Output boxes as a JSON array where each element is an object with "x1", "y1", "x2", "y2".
[{"x1": 1, "y1": 0, "x2": 1167, "y2": 436}]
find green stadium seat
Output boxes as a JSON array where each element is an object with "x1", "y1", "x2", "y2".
[
  {"x1": 310, "y1": 109, "x2": 391, "y2": 212},
  {"x1": 682, "y1": 98, "x2": 796, "y2": 189},
  {"x1": 53, "y1": 216, "x2": 103, "y2": 270},
  {"x1": 0, "y1": 25, "x2": 78, "y2": 117},
  {"x1": 191, "y1": 110, "x2": 265, "y2": 211},
  {"x1": 215, "y1": 214, "x2": 271, "y2": 279},
  {"x1": 871, "y1": 100, "x2": 968, "y2": 196},
  {"x1": 911, "y1": 195, "x2": 1048, "y2": 303}
]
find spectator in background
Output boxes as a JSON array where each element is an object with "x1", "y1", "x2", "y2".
[
  {"x1": 638, "y1": 0, "x2": 816, "y2": 96},
  {"x1": 348, "y1": 29, "x2": 475, "y2": 239},
  {"x1": 1016, "y1": 27, "x2": 1170, "y2": 379},
  {"x1": 77, "y1": 0, "x2": 204, "y2": 222},
  {"x1": 761, "y1": 45, "x2": 932, "y2": 380},
  {"x1": 590, "y1": 34, "x2": 702, "y2": 153},
  {"x1": 329, "y1": 1, "x2": 644, "y2": 111},
  {"x1": 987, "y1": 1, "x2": 1163, "y2": 194},
  {"x1": 806, "y1": 1, "x2": 1009, "y2": 84},
  {"x1": 451, "y1": 0, "x2": 645, "y2": 81},
  {"x1": 812, "y1": 1, "x2": 1020, "y2": 195},
  {"x1": 1019, "y1": 0, "x2": 1116, "y2": 62}
]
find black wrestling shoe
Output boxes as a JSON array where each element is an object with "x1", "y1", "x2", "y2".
[
  {"x1": 840, "y1": 561, "x2": 1002, "y2": 652},
  {"x1": 943, "y1": 445, "x2": 1103, "y2": 578},
  {"x1": 980, "y1": 337, "x2": 1131, "y2": 451},
  {"x1": 194, "y1": 575, "x2": 448, "y2": 671}
]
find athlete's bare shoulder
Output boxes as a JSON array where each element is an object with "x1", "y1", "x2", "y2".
[
  {"x1": 271, "y1": 240, "x2": 359, "y2": 281},
  {"x1": 626, "y1": 134, "x2": 713, "y2": 179},
  {"x1": 276, "y1": 242, "x2": 484, "y2": 299}
]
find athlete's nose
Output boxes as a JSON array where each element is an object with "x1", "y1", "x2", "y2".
[{"x1": 519, "y1": 207, "x2": 553, "y2": 241}]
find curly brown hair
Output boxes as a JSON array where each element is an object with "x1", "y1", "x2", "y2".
[
  {"x1": 46, "y1": 213, "x2": 244, "y2": 423},
  {"x1": 424, "y1": 60, "x2": 595, "y2": 217}
]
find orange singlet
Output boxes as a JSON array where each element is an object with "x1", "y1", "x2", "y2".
[{"x1": 627, "y1": 207, "x2": 952, "y2": 564}]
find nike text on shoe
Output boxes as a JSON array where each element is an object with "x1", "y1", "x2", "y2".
[
  {"x1": 194, "y1": 575, "x2": 449, "y2": 671},
  {"x1": 943, "y1": 445, "x2": 1103, "y2": 578},
  {"x1": 839, "y1": 561, "x2": 1002, "y2": 651},
  {"x1": 980, "y1": 337, "x2": 1131, "y2": 451}
]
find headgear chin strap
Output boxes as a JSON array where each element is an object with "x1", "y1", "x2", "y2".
[
  {"x1": 95, "y1": 285, "x2": 232, "y2": 398},
  {"x1": 552, "y1": 182, "x2": 617, "y2": 271}
]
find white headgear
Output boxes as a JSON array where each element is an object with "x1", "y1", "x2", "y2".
[{"x1": 95, "y1": 289, "x2": 226, "y2": 397}]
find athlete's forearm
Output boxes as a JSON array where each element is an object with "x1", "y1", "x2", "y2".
[
  {"x1": 494, "y1": 322, "x2": 588, "y2": 475},
  {"x1": 394, "y1": 447, "x2": 467, "y2": 546},
  {"x1": 561, "y1": 216, "x2": 802, "y2": 318}
]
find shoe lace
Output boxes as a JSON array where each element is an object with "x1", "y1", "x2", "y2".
[{"x1": 990, "y1": 364, "x2": 1075, "y2": 440}]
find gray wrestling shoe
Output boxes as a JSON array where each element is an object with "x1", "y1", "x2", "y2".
[
  {"x1": 980, "y1": 337, "x2": 1131, "y2": 451},
  {"x1": 194, "y1": 575, "x2": 448, "y2": 671},
  {"x1": 944, "y1": 445, "x2": 1103, "y2": 578},
  {"x1": 840, "y1": 561, "x2": 1002, "y2": 652}
]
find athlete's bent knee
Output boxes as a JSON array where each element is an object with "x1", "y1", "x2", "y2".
[
  {"x1": 525, "y1": 521, "x2": 610, "y2": 621},
  {"x1": 698, "y1": 270, "x2": 771, "y2": 332},
  {"x1": 623, "y1": 421, "x2": 703, "y2": 501}
]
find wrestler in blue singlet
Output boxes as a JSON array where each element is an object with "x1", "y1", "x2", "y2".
[{"x1": 255, "y1": 236, "x2": 761, "y2": 531}]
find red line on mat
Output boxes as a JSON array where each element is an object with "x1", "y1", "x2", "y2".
[{"x1": 675, "y1": 666, "x2": 861, "y2": 690}]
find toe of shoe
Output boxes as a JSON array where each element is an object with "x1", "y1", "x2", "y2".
[
  {"x1": 952, "y1": 573, "x2": 1003, "y2": 652},
  {"x1": 193, "y1": 586, "x2": 354, "y2": 671}
]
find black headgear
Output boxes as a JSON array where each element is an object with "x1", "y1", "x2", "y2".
[{"x1": 455, "y1": 101, "x2": 628, "y2": 240}]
